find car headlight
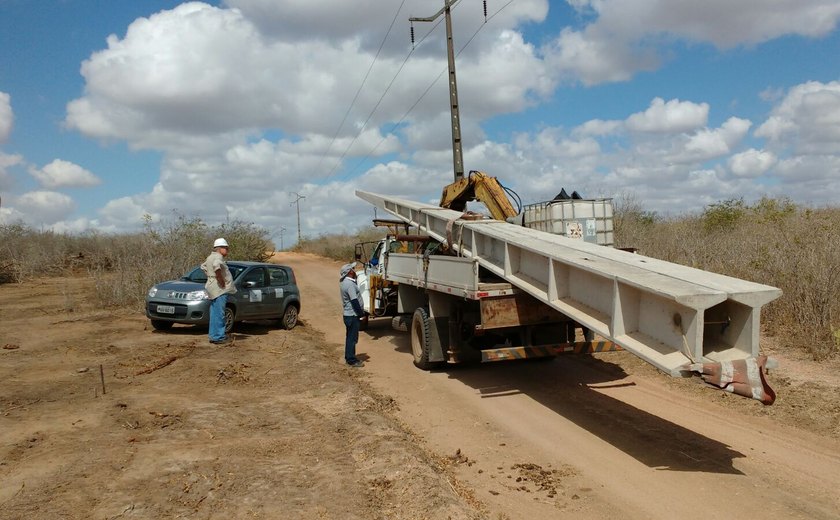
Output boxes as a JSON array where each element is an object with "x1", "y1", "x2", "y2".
[
  {"x1": 186, "y1": 290, "x2": 209, "y2": 301},
  {"x1": 148, "y1": 287, "x2": 158, "y2": 297}
]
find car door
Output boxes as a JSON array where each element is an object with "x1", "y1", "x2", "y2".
[
  {"x1": 267, "y1": 266, "x2": 293, "y2": 318},
  {"x1": 237, "y1": 266, "x2": 269, "y2": 318}
]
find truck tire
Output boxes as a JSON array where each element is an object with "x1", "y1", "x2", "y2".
[{"x1": 411, "y1": 308, "x2": 442, "y2": 370}]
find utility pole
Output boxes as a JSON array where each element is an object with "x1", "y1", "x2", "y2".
[
  {"x1": 290, "y1": 193, "x2": 305, "y2": 243},
  {"x1": 410, "y1": 0, "x2": 464, "y2": 182},
  {"x1": 278, "y1": 226, "x2": 287, "y2": 250}
]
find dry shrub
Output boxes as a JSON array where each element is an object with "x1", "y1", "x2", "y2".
[
  {"x1": 293, "y1": 227, "x2": 385, "y2": 262},
  {"x1": 0, "y1": 223, "x2": 110, "y2": 283},
  {"x1": 0, "y1": 214, "x2": 273, "y2": 310},
  {"x1": 90, "y1": 214, "x2": 273, "y2": 308}
]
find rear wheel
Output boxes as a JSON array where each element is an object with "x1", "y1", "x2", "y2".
[
  {"x1": 150, "y1": 319, "x2": 173, "y2": 331},
  {"x1": 410, "y1": 308, "x2": 442, "y2": 370},
  {"x1": 224, "y1": 306, "x2": 235, "y2": 334},
  {"x1": 281, "y1": 304, "x2": 299, "y2": 330}
]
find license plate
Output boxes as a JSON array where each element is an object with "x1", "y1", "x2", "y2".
[{"x1": 157, "y1": 305, "x2": 175, "y2": 314}]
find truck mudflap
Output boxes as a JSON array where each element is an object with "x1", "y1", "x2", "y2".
[
  {"x1": 687, "y1": 355, "x2": 777, "y2": 405},
  {"x1": 481, "y1": 341, "x2": 621, "y2": 362}
]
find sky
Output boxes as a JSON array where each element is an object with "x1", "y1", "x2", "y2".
[{"x1": 1, "y1": 0, "x2": 839, "y2": 245}]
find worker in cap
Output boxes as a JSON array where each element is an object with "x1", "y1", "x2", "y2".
[
  {"x1": 201, "y1": 238, "x2": 237, "y2": 344},
  {"x1": 339, "y1": 262, "x2": 365, "y2": 367},
  {"x1": 339, "y1": 263, "x2": 355, "y2": 280}
]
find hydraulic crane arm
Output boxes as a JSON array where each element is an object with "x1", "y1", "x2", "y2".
[{"x1": 439, "y1": 170, "x2": 518, "y2": 221}]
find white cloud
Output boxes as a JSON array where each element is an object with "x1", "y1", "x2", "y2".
[
  {"x1": 771, "y1": 155, "x2": 840, "y2": 204},
  {"x1": 0, "y1": 92, "x2": 12, "y2": 143},
  {"x1": 30, "y1": 159, "x2": 101, "y2": 189},
  {"x1": 626, "y1": 98, "x2": 709, "y2": 134},
  {"x1": 46, "y1": 2, "x2": 840, "y2": 234},
  {"x1": 58, "y1": 0, "x2": 558, "y2": 235},
  {"x1": 755, "y1": 80, "x2": 840, "y2": 155},
  {"x1": 0, "y1": 152, "x2": 23, "y2": 191},
  {"x1": 225, "y1": 0, "x2": 548, "y2": 51},
  {"x1": 16, "y1": 191, "x2": 76, "y2": 224},
  {"x1": 728, "y1": 149, "x2": 777, "y2": 178},
  {"x1": 99, "y1": 196, "x2": 151, "y2": 228},
  {"x1": 680, "y1": 117, "x2": 752, "y2": 162},
  {"x1": 542, "y1": 27, "x2": 659, "y2": 86},
  {"x1": 573, "y1": 119, "x2": 622, "y2": 137},
  {"x1": 544, "y1": 0, "x2": 840, "y2": 85},
  {"x1": 65, "y1": 1, "x2": 551, "y2": 153},
  {"x1": 0, "y1": 205, "x2": 24, "y2": 224}
]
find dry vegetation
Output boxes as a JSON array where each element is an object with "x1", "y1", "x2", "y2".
[
  {"x1": 2, "y1": 197, "x2": 837, "y2": 360},
  {"x1": 291, "y1": 227, "x2": 386, "y2": 262},
  {"x1": 0, "y1": 213, "x2": 273, "y2": 308}
]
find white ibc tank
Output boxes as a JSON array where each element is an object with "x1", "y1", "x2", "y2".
[{"x1": 522, "y1": 198, "x2": 614, "y2": 246}]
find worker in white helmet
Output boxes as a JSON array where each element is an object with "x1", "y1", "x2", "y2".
[{"x1": 201, "y1": 238, "x2": 238, "y2": 344}]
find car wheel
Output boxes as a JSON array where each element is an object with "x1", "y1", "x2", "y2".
[
  {"x1": 150, "y1": 319, "x2": 173, "y2": 331},
  {"x1": 224, "y1": 306, "x2": 235, "y2": 334},
  {"x1": 281, "y1": 304, "x2": 298, "y2": 330}
]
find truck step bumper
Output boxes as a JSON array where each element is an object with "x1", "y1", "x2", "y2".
[{"x1": 481, "y1": 341, "x2": 621, "y2": 362}]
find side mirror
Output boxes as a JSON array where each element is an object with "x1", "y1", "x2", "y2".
[{"x1": 244, "y1": 281, "x2": 257, "y2": 288}]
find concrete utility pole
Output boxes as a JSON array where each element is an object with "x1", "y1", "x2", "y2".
[
  {"x1": 278, "y1": 226, "x2": 287, "y2": 250},
  {"x1": 290, "y1": 193, "x2": 305, "y2": 243},
  {"x1": 410, "y1": 0, "x2": 464, "y2": 182}
]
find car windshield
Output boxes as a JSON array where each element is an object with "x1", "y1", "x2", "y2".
[{"x1": 182, "y1": 264, "x2": 247, "y2": 283}]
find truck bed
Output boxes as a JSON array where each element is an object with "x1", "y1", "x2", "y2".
[{"x1": 386, "y1": 253, "x2": 515, "y2": 299}]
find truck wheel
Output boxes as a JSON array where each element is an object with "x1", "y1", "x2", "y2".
[{"x1": 411, "y1": 308, "x2": 441, "y2": 370}]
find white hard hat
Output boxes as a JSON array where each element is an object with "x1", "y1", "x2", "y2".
[{"x1": 213, "y1": 238, "x2": 229, "y2": 248}]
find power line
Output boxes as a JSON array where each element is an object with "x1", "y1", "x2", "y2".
[
  {"x1": 315, "y1": 0, "x2": 408, "y2": 175},
  {"x1": 339, "y1": 0, "x2": 518, "y2": 181},
  {"x1": 324, "y1": 10, "x2": 449, "y2": 180}
]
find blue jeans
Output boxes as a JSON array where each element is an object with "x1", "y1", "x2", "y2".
[
  {"x1": 343, "y1": 315, "x2": 360, "y2": 364},
  {"x1": 209, "y1": 294, "x2": 228, "y2": 341}
]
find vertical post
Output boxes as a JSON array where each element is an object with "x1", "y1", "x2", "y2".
[
  {"x1": 290, "y1": 193, "x2": 305, "y2": 243},
  {"x1": 410, "y1": 0, "x2": 464, "y2": 181}
]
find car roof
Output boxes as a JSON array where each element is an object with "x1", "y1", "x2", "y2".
[{"x1": 227, "y1": 261, "x2": 293, "y2": 270}]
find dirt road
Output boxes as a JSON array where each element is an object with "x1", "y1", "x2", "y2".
[
  {"x1": 2, "y1": 252, "x2": 839, "y2": 519},
  {"x1": 280, "y1": 252, "x2": 840, "y2": 520}
]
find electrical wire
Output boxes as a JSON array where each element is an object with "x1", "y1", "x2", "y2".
[
  {"x1": 315, "y1": 0, "x2": 408, "y2": 175},
  {"x1": 338, "y1": 0, "x2": 518, "y2": 181},
  {"x1": 324, "y1": 12, "x2": 448, "y2": 180}
]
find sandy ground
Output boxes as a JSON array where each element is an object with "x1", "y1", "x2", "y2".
[{"x1": 2, "y1": 251, "x2": 840, "y2": 519}]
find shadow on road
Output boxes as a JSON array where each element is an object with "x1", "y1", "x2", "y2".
[{"x1": 362, "y1": 317, "x2": 745, "y2": 475}]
